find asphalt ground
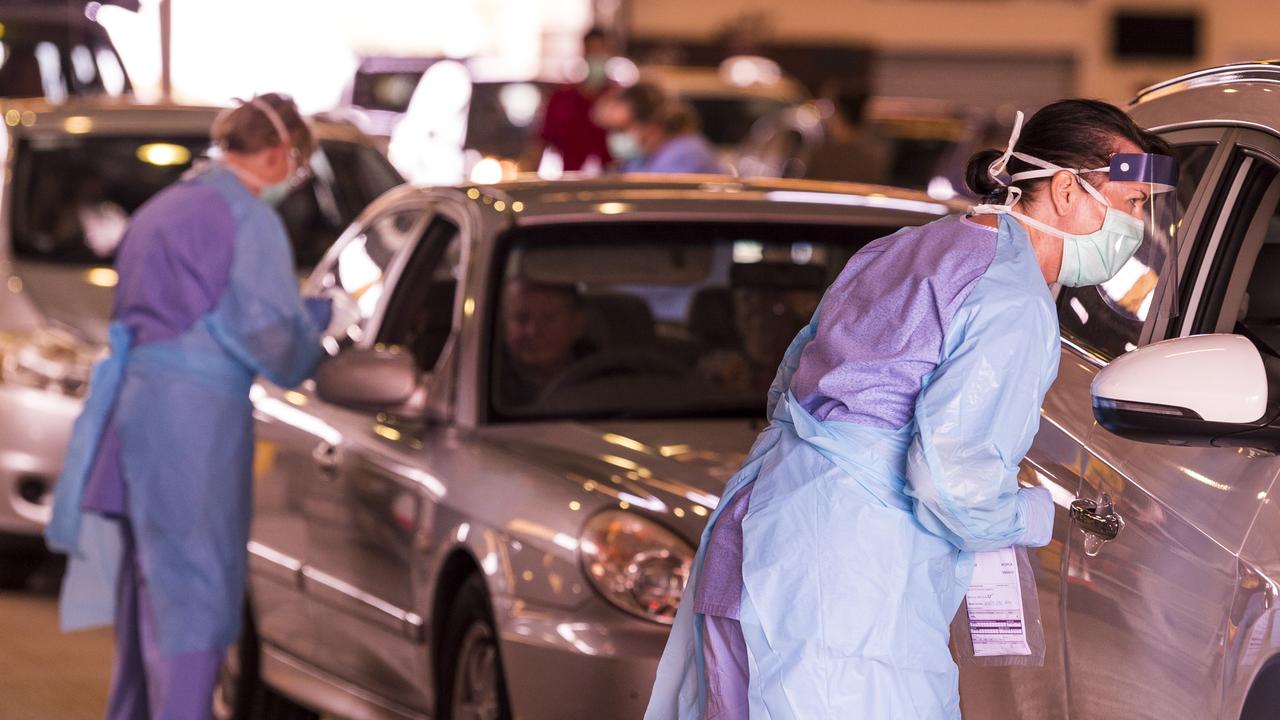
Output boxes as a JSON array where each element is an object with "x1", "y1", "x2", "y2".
[{"x1": 0, "y1": 554, "x2": 113, "y2": 720}]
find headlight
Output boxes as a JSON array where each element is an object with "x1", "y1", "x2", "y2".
[
  {"x1": 579, "y1": 510, "x2": 693, "y2": 624},
  {"x1": 0, "y1": 327, "x2": 97, "y2": 397}
]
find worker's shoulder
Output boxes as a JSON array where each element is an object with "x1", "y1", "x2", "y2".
[{"x1": 135, "y1": 179, "x2": 234, "y2": 228}]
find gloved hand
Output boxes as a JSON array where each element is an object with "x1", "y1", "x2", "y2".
[
  {"x1": 1016, "y1": 486, "x2": 1055, "y2": 548},
  {"x1": 304, "y1": 296, "x2": 333, "y2": 332}
]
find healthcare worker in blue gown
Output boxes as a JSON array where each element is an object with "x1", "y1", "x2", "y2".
[
  {"x1": 45, "y1": 94, "x2": 331, "y2": 720},
  {"x1": 646, "y1": 98, "x2": 1180, "y2": 719}
]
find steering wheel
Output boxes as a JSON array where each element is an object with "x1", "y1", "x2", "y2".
[{"x1": 540, "y1": 349, "x2": 687, "y2": 398}]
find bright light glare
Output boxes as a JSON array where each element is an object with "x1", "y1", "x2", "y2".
[
  {"x1": 498, "y1": 83, "x2": 542, "y2": 127},
  {"x1": 84, "y1": 268, "x2": 118, "y2": 288},
  {"x1": 606, "y1": 56, "x2": 639, "y2": 86},
  {"x1": 470, "y1": 157, "x2": 504, "y2": 184},
  {"x1": 63, "y1": 116, "x2": 93, "y2": 134},
  {"x1": 136, "y1": 143, "x2": 192, "y2": 167}
]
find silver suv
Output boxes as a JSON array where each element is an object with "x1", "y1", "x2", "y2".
[
  {"x1": 960, "y1": 62, "x2": 1280, "y2": 720},
  {"x1": 0, "y1": 100, "x2": 401, "y2": 587}
]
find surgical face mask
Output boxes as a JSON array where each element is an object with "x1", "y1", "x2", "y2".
[
  {"x1": 585, "y1": 57, "x2": 608, "y2": 88},
  {"x1": 258, "y1": 175, "x2": 295, "y2": 207},
  {"x1": 1030, "y1": 194, "x2": 1146, "y2": 287},
  {"x1": 608, "y1": 131, "x2": 642, "y2": 163}
]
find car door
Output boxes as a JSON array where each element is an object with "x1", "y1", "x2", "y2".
[
  {"x1": 955, "y1": 354, "x2": 1091, "y2": 719},
  {"x1": 251, "y1": 203, "x2": 427, "y2": 672},
  {"x1": 1061, "y1": 129, "x2": 1280, "y2": 719},
  {"x1": 303, "y1": 207, "x2": 466, "y2": 712}
]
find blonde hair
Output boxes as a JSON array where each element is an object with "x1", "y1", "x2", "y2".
[{"x1": 212, "y1": 93, "x2": 315, "y2": 159}]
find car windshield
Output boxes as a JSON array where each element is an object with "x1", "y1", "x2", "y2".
[
  {"x1": 464, "y1": 81, "x2": 548, "y2": 159},
  {"x1": 0, "y1": 21, "x2": 130, "y2": 100},
  {"x1": 686, "y1": 96, "x2": 792, "y2": 146},
  {"x1": 351, "y1": 70, "x2": 425, "y2": 114},
  {"x1": 10, "y1": 134, "x2": 401, "y2": 268},
  {"x1": 490, "y1": 221, "x2": 892, "y2": 421}
]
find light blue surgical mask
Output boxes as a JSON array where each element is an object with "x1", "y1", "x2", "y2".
[
  {"x1": 996, "y1": 192, "x2": 1145, "y2": 287},
  {"x1": 608, "y1": 131, "x2": 643, "y2": 163},
  {"x1": 585, "y1": 57, "x2": 608, "y2": 89},
  {"x1": 1052, "y1": 206, "x2": 1144, "y2": 287},
  {"x1": 258, "y1": 177, "x2": 295, "y2": 207}
]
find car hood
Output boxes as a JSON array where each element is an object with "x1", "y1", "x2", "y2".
[
  {"x1": 478, "y1": 417, "x2": 763, "y2": 535},
  {"x1": 12, "y1": 261, "x2": 113, "y2": 344}
]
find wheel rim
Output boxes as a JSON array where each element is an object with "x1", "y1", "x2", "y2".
[{"x1": 451, "y1": 622, "x2": 501, "y2": 720}]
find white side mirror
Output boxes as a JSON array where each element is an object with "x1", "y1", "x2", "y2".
[{"x1": 1092, "y1": 334, "x2": 1273, "y2": 447}]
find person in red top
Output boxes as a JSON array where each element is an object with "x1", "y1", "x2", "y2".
[{"x1": 523, "y1": 28, "x2": 613, "y2": 173}]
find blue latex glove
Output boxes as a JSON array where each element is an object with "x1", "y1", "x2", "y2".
[{"x1": 1016, "y1": 486, "x2": 1054, "y2": 547}]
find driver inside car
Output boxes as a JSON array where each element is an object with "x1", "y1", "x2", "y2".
[{"x1": 498, "y1": 278, "x2": 595, "y2": 406}]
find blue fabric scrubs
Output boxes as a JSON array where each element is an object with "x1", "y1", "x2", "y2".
[
  {"x1": 646, "y1": 214, "x2": 1059, "y2": 719},
  {"x1": 45, "y1": 163, "x2": 327, "y2": 719}
]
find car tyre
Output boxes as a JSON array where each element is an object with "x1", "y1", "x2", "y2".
[
  {"x1": 438, "y1": 574, "x2": 512, "y2": 720},
  {"x1": 212, "y1": 602, "x2": 318, "y2": 720},
  {"x1": 0, "y1": 542, "x2": 45, "y2": 590}
]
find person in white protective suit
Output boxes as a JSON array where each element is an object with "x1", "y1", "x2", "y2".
[{"x1": 644, "y1": 98, "x2": 1180, "y2": 719}]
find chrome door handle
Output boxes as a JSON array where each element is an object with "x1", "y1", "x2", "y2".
[
  {"x1": 1071, "y1": 493, "x2": 1124, "y2": 557},
  {"x1": 312, "y1": 442, "x2": 340, "y2": 473}
]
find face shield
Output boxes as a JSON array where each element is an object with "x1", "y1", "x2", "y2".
[{"x1": 1091, "y1": 152, "x2": 1180, "y2": 322}]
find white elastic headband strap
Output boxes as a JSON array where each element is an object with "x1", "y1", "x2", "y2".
[
  {"x1": 1005, "y1": 152, "x2": 1112, "y2": 207},
  {"x1": 245, "y1": 97, "x2": 292, "y2": 151},
  {"x1": 986, "y1": 110, "x2": 1024, "y2": 187}
]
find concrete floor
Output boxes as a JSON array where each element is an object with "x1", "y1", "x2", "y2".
[{"x1": 0, "y1": 556, "x2": 113, "y2": 720}]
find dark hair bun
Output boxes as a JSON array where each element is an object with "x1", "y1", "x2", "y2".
[{"x1": 965, "y1": 149, "x2": 1004, "y2": 198}]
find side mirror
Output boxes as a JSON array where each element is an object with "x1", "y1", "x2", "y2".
[
  {"x1": 314, "y1": 346, "x2": 426, "y2": 414},
  {"x1": 1091, "y1": 334, "x2": 1279, "y2": 448}
]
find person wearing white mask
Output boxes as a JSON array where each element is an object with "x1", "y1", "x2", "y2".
[
  {"x1": 645, "y1": 98, "x2": 1177, "y2": 719},
  {"x1": 522, "y1": 27, "x2": 615, "y2": 174},
  {"x1": 45, "y1": 93, "x2": 331, "y2": 720}
]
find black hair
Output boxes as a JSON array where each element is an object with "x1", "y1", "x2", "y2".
[{"x1": 964, "y1": 98, "x2": 1173, "y2": 201}]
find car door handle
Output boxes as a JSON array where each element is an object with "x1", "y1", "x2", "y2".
[
  {"x1": 1071, "y1": 494, "x2": 1124, "y2": 556},
  {"x1": 312, "y1": 442, "x2": 340, "y2": 474}
]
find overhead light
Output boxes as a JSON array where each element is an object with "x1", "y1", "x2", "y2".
[
  {"x1": 596, "y1": 202, "x2": 631, "y2": 215},
  {"x1": 84, "y1": 267, "x2": 118, "y2": 288},
  {"x1": 136, "y1": 143, "x2": 192, "y2": 167},
  {"x1": 63, "y1": 116, "x2": 93, "y2": 134}
]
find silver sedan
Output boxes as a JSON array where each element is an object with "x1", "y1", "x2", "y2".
[{"x1": 220, "y1": 177, "x2": 957, "y2": 720}]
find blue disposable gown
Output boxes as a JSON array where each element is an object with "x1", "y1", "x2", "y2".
[
  {"x1": 645, "y1": 213, "x2": 1060, "y2": 719},
  {"x1": 45, "y1": 165, "x2": 326, "y2": 656}
]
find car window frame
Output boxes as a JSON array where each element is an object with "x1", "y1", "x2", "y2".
[
  {"x1": 1170, "y1": 129, "x2": 1280, "y2": 339},
  {"x1": 305, "y1": 197, "x2": 430, "y2": 349}
]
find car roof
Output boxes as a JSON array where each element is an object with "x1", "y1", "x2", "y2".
[
  {"x1": 399, "y1": 175, "x2": 965, "y2": 228},
  {"x1": 1130, "y1": 61, "x2": 1280, "y2": 136},
  {"x1": 639, "y1": 65, "x2": 808, "y2": 104},
  {"x1": 0, "y1": 98, "x2": 374, "y2": 143}
]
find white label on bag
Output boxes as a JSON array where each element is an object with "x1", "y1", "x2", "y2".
[{"x1": 966, "y1": 548, "x2": 1031, "y2": 656}]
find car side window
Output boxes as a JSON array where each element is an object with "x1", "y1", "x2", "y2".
[
  {"x1": 321, "y1": 208, "x2": 427, "y2": 348},
  {"x1": 376, "y1": 216, "x2": 463, "y2": 371},
  {"x1": 1057, "y1": 143, "x2": 1216, "y2": 360}
]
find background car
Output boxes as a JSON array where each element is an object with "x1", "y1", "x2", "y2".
[
  {"x1": 735, "y1": 95, "x2": 1007, "y2": 199},
  {"x1": 0, "y1": 3, "x2": 133, "y2": 102},
  {"x1": 956, "y1": 61, "x2": 1280, "y2": 720},
  {"x1": 0, "y1": 99, "x2": 401, "y2": 587},
  {"x1": 216, "y1": 177, "x2": 957, "y2": 720}
]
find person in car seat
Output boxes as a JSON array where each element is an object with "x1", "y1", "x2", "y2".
[{"x1": 498, "y1": 278, "x2": 594, "y2": 406}]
